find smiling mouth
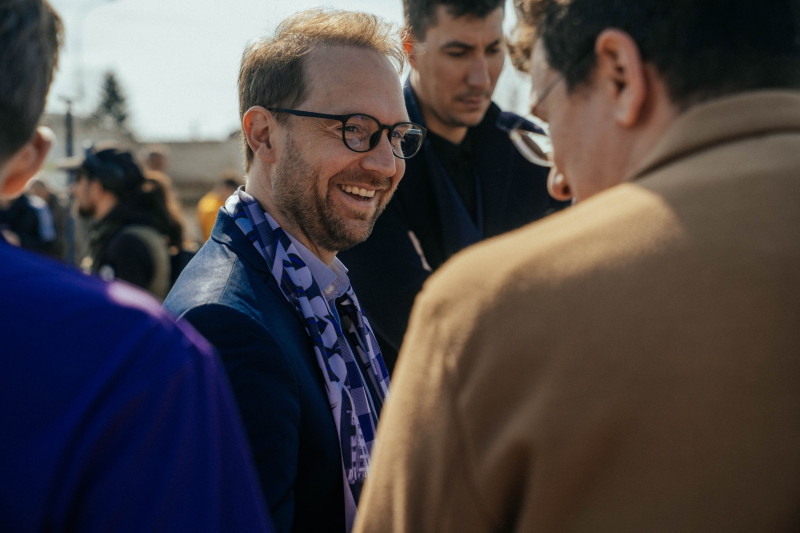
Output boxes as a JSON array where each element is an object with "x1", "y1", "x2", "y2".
[{"x1": 339, "y1": 184, "x2": 376, "y2": 199}]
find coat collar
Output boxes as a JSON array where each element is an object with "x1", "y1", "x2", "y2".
[
  {"x1": 208, "y1": 210, "x2": 269, "y2": 274},
  {"x1": 630, "y1": 90, "x2": 800, "y2": 181}
]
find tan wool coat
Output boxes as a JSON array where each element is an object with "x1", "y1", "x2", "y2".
[{"x1": 354, "y1": 91, "x2": 800, "y2": 532}]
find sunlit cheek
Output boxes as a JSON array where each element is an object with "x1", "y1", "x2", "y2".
[
  {"x1": 437, "y1": 62, "x2": 467, "y2": 85},
  {"x1": 489, "y1": 57, "x2": 505, "y2": 84}
]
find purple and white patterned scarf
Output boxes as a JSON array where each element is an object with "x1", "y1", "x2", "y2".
[{"x1": 224, "y1": 190, "x2": 390, "y2": 524}]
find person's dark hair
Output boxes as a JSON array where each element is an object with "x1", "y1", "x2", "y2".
[
  {"x1": 404, "y1": 0, "x2": 505, "y2": 40},
  {"x1": 78, "y1": 147, "x2": 145, "y2": 200},
  {"x1": 510, "y1": 0, "x2": 800, "y2": 109},
  {"x1": 138, "y1": 171, "x2": 186, "y2": 250},
  {"x1": 0, "y1": 0, "x2": 62, "y2": 164}
]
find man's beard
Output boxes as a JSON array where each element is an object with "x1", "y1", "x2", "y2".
[{"x1": 272, "y1": 133, "x2": 394, "y2": 255}]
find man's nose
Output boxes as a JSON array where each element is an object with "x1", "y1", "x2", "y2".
[
  {"x1": 361, "y1": 131, "x2": 399, "y2": 178},
  {"x1": 466, "y1": 55, "x2": 491, "y2": 88}
]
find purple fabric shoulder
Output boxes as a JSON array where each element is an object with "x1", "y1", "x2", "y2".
[{"x1": 0, "y1": 241, "x2": 274, "y2": 533}]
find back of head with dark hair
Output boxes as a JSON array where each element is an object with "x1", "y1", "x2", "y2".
[
  {"x1": 511, "y1": 0, "x2": 800, "y2": 109},
  {"x1": 0, "y1": 0, "x2": 62, "y2": 164},
  {"x1": 79, "y1": 148, "x2": 145, "y2": 200},
  {"x1": 138, "y1": 171, "x2": 186, "y2": 249},
  {"x1": 404, "y1": 0, "x2": 505, "y2": 39}
]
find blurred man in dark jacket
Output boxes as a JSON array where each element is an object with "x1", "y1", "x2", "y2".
[{"x1": 339, "y1": 0, "x2": 568, "y2": 372}]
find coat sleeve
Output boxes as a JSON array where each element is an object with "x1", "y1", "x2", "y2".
[
  {"x1": 180, "y1": 303, "x2": 300, "y2": 533},
  {"x1": 352, "y1": 281, "x2": 494, "y2": 533}
]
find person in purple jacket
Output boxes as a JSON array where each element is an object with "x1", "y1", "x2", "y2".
[{"x1": 0, "y1": 1, "x2": 273, "y2": 531}]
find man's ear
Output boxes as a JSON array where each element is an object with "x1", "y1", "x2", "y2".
[
  {"x1": 242, "y1": 106, "x2": 278, "y2": 164},
  {"x1": 594, "y1": 29, "x2": 647, "y2": 128},
  {"x1": 0, "y1": 126, "x2": 53, "y2": 197}
]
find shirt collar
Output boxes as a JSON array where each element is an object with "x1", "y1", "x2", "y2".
[{"x1": 283, "y1": 231, "x2": 350, "y2": 301}]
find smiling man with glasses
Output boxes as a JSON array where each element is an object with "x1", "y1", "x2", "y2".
[{"x1": 165, "y1": 9, "x2": 414, "y2": 532}]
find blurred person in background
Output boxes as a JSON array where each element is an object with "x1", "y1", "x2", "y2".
[
  {"x1": 28, "y1": 176, "x2": 67, "y2": 258},
  {"x1": 143, "y1": 144, "x2": 170, "y2": 174},
  {"x1": 68, "y1": 146, "x2": 173, "y2": 299},
  {"x1": 0, "y1": 184, "x2": 57, "y2": 255},
  {"x1": 339, "y1": 0, "x2": 568, "y2": 373},
  {"x1": 0, "y1": 0, "x2": 274, "y2": 531},
  {"x1": 196, "y1": 171, "x2": 240, "y2": 242},
  {"x1": 142, "y1": 168, "x2": 198, "y2": 285}
]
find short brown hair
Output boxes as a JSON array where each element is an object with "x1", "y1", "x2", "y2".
[{"x1": 238, "y1": 8, "x2": 407, "y2": 172}]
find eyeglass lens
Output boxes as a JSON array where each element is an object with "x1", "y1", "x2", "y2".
[{"x1": 344, "y1": 115, "x2": 424, "y2": 159}]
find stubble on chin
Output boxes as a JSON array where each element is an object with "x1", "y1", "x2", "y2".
[
  {"x1": 272, "y1": 132, "x2": 398, "y2": 253},
  {"x1": 314, "y1": 183, "x2": 386, "y2": 253}
]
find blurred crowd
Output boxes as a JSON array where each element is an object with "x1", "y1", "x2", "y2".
[{"x1": 0, "y1": 144, "x2": 242, "y2": 299}]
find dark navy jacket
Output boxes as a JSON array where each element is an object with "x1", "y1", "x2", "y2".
[
  {"x1": 339, "y1": 84, "x2": 568, "y2": 372},
  {"x1": 164, "y1": 213, "x2": 344, "y2": 533}
]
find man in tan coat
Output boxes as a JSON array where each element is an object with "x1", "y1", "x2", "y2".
[{"x1": 354, "y1": 0, "x2": 800, "y2": 531}]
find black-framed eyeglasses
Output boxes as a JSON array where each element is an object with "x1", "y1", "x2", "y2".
[{"x1": 267, "y1": 107, "x2": 427, "y2": 159}]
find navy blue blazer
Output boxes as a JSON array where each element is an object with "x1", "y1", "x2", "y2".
[
  {"x1": 339, "y1": 84, "x2": 568, "y2": 373},
  {"x1": 164, "y1": 213, "x2": 344, "y2": 533}
]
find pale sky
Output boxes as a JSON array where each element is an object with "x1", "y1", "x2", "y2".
[{"x1": 46, "y1": 0, "x2": 529, "y2": 142}]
